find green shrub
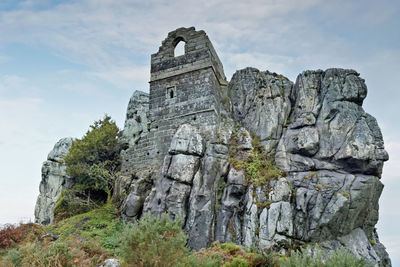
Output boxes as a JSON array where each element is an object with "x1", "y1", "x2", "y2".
[
  {"x1": 64, "y1": 115, "x2": 122, "y2": 204},
  {"x1": 118, "y1": 213, "x2": 190, "y2": 267},
  {"x1": 245, "y1": 150, "x2": 281, "y2": 187},
  {"x1": 196, "y1": 241, "x2": 268, "y2": 267},
  {"x1": 228, "y1": 131, "x2": 281, "y2": 187}
]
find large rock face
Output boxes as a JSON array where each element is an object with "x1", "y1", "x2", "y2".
[
  {"x1": 276, "y1": 69, "x2": 388, "y2": 177},
  {"x1": 120, "y1": 67, "x2": 391, "y2": 266},
  {"x1": 34, "y1": 137, "x2": 74, "y2": 225},
  {"x1": 120, "y1": 90, "x2": 149, "y2": 174},
  {"x1": 230, "y1": 67, "x2": 292, "y2": 153}
]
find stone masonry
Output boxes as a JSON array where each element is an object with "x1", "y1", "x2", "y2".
[{"x1": 123, "y1": 27, "x2": 228, "y2": 172}]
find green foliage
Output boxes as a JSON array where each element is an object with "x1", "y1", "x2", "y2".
[
  {"x1": 118, "y1": 213, "x2": 189, "y2": 266},
  {"x1": 1, "y1": 207, "x2": 372, "y2": 267},
  {"x1": 2, "y1": 248, "x2": 23, "y2": 266},
  {"x1": 59, "y1": 115, "x2": 122, "y2": 220},
  {"x1": 49, "y1": 204, "x2": 120, "y2": 245},
  {"x1": 228, "y1": 130, "x2": 281, "y2": 187},
  {"x1": 245, "y1": 150, "x2": 281, "y2": 187},
  {"x1": 253, "y1": 200, "x2": 278, "y2": 209},
  {"x1": 279, "y1": 247, "x2": 373, "y2": 267},
  {"x1": 53, "y1": 189, "x2": 97, "y2": 222},
  {"x1": 216, "y1": 180, "x2": 228, "y2": 211},
  {"x1": 1, "y1": 235, "x2": 109, "y2": 267},
  {"x1": 0, "y1": 204, "x2": 124, "y2": 267},
  {"x1": 196, "y1": 241, "x2": 268, "y2": 267},
  {"x1": 64, "y1": 115, "x2": 122, "y2": 198}
]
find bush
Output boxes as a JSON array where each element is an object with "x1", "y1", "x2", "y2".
[
  {"x1": 118, "y1": 213, "x2": 189, "y2": 266},
  {"x1": 196, "y1": 241, "x2": 268, "y2": 267},
  {"x1": 64, "y1": 115, "x2": 122, "y2": 201},
  {"x1": 245, "y1": 150, "x2": 281, "y2": 187},
  {"x1": 228, "y1": 130, "x2": 281, "y2": 187}
]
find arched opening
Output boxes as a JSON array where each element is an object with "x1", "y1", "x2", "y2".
[
  {"x1": 166, "y1": 86, "x2": 176, "y2": 100},
  {"x1": 174, "y1": 39, "x2": 185, "y2": 57}
]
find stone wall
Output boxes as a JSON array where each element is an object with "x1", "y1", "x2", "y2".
[{"x1": 125, "y1": 27, "x2": 228, "y2": 171}]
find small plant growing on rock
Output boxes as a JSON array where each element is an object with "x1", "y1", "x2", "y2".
[{"x1": 228, "y1": 131, "x2": 282, "y2": 187}]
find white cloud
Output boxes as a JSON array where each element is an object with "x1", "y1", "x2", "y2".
[
  {"x1": 0, "y1": 0, "x2": 325, "y2": 86},
  {"x1": 88, "y1": 66, "x2": 150, "y2": 91},
  {"x1": 0, "y1": 74, "x2": 26, "y2": 92},
  {"x1": 1, "y1": 0, "x2": 395, "y2": 90}
]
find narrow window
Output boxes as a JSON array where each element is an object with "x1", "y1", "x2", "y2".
[
  {"x1": 166, "y1": 86, "x2": 176, "y2": 100},
  {"x1": 174, "y1": 40, "x2": 185, "y2": 57}
]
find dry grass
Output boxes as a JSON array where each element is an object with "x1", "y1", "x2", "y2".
[{"x1": 0, "y1": 223, "x2": 44, "y2": 249}]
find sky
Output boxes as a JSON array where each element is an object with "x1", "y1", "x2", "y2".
[{"x1": 0, "y1": 0, "x2": 399, "y2": 264}]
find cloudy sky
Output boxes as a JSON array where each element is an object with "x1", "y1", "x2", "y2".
[{"x1": 0, "y1": 0, "x2": 399, "y2": 264}]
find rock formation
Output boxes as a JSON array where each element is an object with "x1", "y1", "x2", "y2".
[
  {"x1": 118, "y1": 28, "x2": 391, "y2": 266},
  {"x1": 34, "y1": 137, "x2": 74, "y2": 225},
  {"x1": 35, "y1": 27, "x2": 391, "y2": 266}
]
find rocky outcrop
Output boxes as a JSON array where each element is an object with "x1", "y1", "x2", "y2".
[
  {"x1": 119, "y1": 67, "x2": 391, "y2": 266},
  {"x1": 120, "y1": 90, "x2": 149, "y2": 148},
  {"x1": 34, "y1": 137, "x2": 74, "y2": 225},
  {"x1": 276, "y1": 69, "x2": 388, "y2": 177},
  {"x1": 120, "y1": 90, "x2": 149, "y2": 173},
  {"x1": 230, "y1": 67, "x2": 292, "y2": 153}
]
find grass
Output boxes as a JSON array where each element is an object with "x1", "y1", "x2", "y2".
[
  {"x1": 196, "y1": 241, "x2": 269, "y2": 267},
  {"x1": 0, "y1": 204, "x2": 123, "y2": 266},
  {"x1": 0, "y1": 207, "x2": 373, "y2": 267}
]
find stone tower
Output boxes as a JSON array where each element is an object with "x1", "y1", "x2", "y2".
[{"x1": 126, "y1": 27, "x2": 228, "y2": 171}]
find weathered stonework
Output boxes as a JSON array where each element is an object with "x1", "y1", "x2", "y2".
[{"x1": 123, "y1": 27, "x2": 228, "y2": 173}]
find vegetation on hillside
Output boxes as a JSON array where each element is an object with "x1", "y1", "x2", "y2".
[
  {"x1": 0, "y1": 205, "x2": 373, "y2": 266},
  {"x1": 0, "y1": 118, "x2": 373, "y2": 266},
  {"x1": 55, "y1": 115, "x2": 123, "y2": 221}
]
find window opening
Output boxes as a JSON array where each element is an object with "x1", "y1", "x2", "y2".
[
  {"x1": 174, "y1": 40, "x2": 185, "y2": 57},
  {"x1": 166, "y1": 86, "x2": 176, "y2": 100}
]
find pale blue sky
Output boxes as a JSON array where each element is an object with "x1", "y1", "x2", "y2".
[{"x1": 0, "y1": 0, "x2": 399, "y2": 264}]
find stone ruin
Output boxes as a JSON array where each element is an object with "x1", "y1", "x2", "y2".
[
  {"x1": 121, "y1": 27, "x2": 229, "y2": 172},
  {"x1": 36, "y1": 27, "x2": 392, "y2": 266}
]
